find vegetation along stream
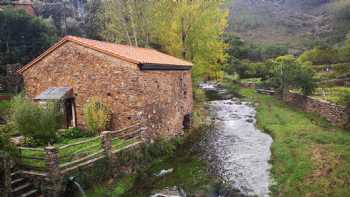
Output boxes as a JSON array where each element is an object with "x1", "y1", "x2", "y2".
[{"x1": 200, "y1": 83, "x2": 273, "y2": 197}]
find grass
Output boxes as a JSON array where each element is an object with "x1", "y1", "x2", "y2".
[
  {"x1": 0, "y1": 100, "x2": 10, "y2": 112},
  {"x1": 311, "y1": 86, "x2": 350, "y2": 105},
  {"x1": 85, "y1": 175, "x2": 137, "y2": 197},
  {"x1": 240, "y1": 88, "x2": 350, "y2": 197},
  {"x1": 85, "y1": 133, "x2": 217, "y2": 197},
  {"x1": 20, "y1": 136, "x2": 135, "y2": 169},
  {"x1": 240, "y1": 77, "x2": 262, "y2": 84}
]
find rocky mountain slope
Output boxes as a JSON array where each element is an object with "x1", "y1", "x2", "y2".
[{"x1": 227, "y1": 0, "x2": 346, "y2": 49}]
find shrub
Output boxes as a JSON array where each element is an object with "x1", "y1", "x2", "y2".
[
  {"x1": 0, "y1": 123, "x2": 16, "y2": 155},
  {"x1": 193, "y1": 87, "x2": 207, "y2": 104},
  {"x1": 144, "y1": 137, "x2": 179, "y2": 162},
  {"x1": 23, "y1": 136, "x2": 42, "y2": 147},
  {"x1": 59, "y1": 127, "x2": 90, "y2": 139},
  {"x1": 11, "y1": 95, "x2": 63, "y2": 146},
  {"x1": 83, "y1": 97, "x2": 110, "y2": 135}
]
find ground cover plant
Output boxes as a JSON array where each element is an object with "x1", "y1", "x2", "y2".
[
  {"x1": 310, "y1": 86, "x2": 350, "y2": 105},
  {"x1": 240, "y1": 88, "x2": 350, "y2": 197},
  {"x1": 0, "y1": 100, "x2": 10, "y2": 113}
]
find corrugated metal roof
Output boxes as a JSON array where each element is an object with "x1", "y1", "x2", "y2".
[{"x1": 34, "y1": 87, "x2": 73, "y2": 100}]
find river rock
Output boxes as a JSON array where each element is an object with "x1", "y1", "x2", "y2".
[
  {"x1": 154, "y1": 168, "x2": 174, "y2": 177},
  {"x1": 150, "y1": 186, "x2": 186, "y2": 197}
]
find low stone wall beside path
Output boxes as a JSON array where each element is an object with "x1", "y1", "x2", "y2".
[
  {"x1": 239, "y1": 83, "x2": 349, "y2": 127},
  {"x1": 285, "y1": 92, "x2": 348, "y2": 127},
  {"x1": 240, "y1": 82, "x2": 256, "y2": 89}
]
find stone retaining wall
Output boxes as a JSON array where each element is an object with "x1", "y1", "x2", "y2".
[
  {"x1": 286, "y1": 92, "x2": 348, "y2": 127},
  {"x1": 240, "y1": 83, "x2": 256, "y2": 89}
]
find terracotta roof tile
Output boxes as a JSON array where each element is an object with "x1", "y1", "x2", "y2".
[
  {"x1": 66, "y1": 36, "x2": 193, "y2": 67},
  {"x1": 18, "y1": 36, "x2": 192, "y2": 74}
]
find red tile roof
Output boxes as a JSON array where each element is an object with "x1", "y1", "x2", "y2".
[{"x1": 18, "y1": 36, "x2": 193, "y2": 74}]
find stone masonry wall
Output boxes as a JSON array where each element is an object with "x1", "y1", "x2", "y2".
[
  {"x1": 22, "y1": 42, "x2": 193, "y2": 138},
  {"x1": 286, "y1": 92, "x2": 348, "y2": 127},
  {"x1": 141, "y1": 70, "x2": 193, "y2": 137}
]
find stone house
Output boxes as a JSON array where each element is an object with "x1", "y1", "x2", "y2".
[{"x1": 18, "y1": 36, "x2": 193, "y2": 138}]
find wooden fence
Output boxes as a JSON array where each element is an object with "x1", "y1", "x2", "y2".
[{"x1": 10, "y1": 123, "x2": 145, "y2": 196}]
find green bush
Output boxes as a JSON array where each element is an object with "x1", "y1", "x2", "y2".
[
  {"x1": 59, "y1": 127, "x2": 90, "y2": 139},
  {"x1": 144, "y1": 138, "x2": 179, "y2": 162},
  {"x1": 11, "y1": 95, "x2": 63, "y2": 146},
  {"x1": 193, "y1": 87, "x2": 207, "y2": 104},
  {"x1": 83, "y1": 97, "x2": 110, "y2": 135},
  {"x1": 0, "y1": 123, "x2": 16, "y2": 155},
  {"x1": 22, "y1": 136, "x2": 43, "y2": 147}
]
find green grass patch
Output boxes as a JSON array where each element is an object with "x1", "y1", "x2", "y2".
[
  {"x1": 240, "y1": 88, "x2": 350, "y2": 197},
  {"x1": 85, "y1": 175, "x2": 137, "y2": 197},
  {"x1": 310, "y1": 86, "x2": 350, "y2": 105},
  {"x1": 240, "y1": 77, "x2": 262, "y2": 84},
  {"x1": 20, "y1": 137, "x2": 134, "y2": 169},
  {"x1": 85, "y1": 130, "x2": 218, "y2": 197},
  {"x1": 121, "y1": 150, "x2": 215, "y2": 197},
  {"x1": 0, "y1": 100, "x2": 10, "y2": 111}
]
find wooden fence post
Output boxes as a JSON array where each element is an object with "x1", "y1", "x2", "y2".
[
  {"x1": 44, "y1": 146, "x2": 62, "y2": 197},
  {"x1": 101, "y1": 131, "x2": 115, "y2": 172},
  {"x1": 1, "y1": 152, "x2": 12, "y2": 197}
]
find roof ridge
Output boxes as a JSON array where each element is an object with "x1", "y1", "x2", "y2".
[
  {"x1": 65, "y1": 35, "x2": 157, "y2": 51},
  {"x1": 18, "y1": 35, "x2": 192, "y2": 74}
]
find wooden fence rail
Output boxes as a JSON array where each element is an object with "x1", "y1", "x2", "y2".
[{"x1": 11, "y1": 123, "x2": 145, "y2": 196}]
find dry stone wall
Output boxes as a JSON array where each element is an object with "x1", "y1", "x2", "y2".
[{"x1": 286, "y1": 92, "x2": 348, "y2": 127}]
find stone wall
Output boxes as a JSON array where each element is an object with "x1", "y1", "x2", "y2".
[
  {"x1": 22, "y1": 42, "x2": 193, "y2": 138},
  {"x1": 240, "y1": 82, "x2": 256, "y2": 89},
  {"x1": 286, "y1": 92, "x2": 348, "y2": 127}
]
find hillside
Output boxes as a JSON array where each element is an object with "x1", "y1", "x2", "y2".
[{"x1": 227, "y1": 0, "x2": 349, "y2": 50}]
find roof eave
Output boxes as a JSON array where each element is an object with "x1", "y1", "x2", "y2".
[{"x1": 139, "y1": 63, "x2": 192, "y2": 71}]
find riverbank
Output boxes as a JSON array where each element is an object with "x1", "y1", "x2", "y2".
[
  {"x1": 85, "y1": 128, "x2": 223, "y2": 197},
  {"x1": 239, "y1": 88, "x2": 350, "y2": 196}
]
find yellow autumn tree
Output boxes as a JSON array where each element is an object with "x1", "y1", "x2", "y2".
[
  {"x1": 151, "y1": 0, "x2": 228, "y2": 81},
  {"x1": 100, "y1": 0, "x2": 228, "y2": 82}
]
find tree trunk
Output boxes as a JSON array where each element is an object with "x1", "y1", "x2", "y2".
[{"x1": 282, "y1": 87, "x2": 289, "y2": 102}]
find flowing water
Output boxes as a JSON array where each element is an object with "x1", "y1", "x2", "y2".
[{"x1": 200, "y1": 83, "x2": 273, "y2": 197}]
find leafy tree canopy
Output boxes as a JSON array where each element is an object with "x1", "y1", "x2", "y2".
[
  {"x1": 0, "y1": 8, "x2": 57, "y2": 67},
  {"x1": 100, "y1": 0, "x2": 228, "y2": 81},
  {"x1": 271, "y1": 55, "x2": 316, "y2": 100}
]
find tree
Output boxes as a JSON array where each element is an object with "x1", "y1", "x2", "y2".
[
  {"x1": 99, "y1": 0, "x2": 228, "y2": 81},
  {"x1": 84, "y1": 0, "x2": 104, "y2": 39},
  {"x1": 271, "y1": 55, "x2": 316, "y2": 101},
  {"x1": 101, "y1": 0, "x2": 152, "y2": 47},
  {"x1": 151, "y1": 0, "x2": 228, "y2": 81},
  {"x1": 0, "y1": 9, "x2": 57, "y2": 67}
]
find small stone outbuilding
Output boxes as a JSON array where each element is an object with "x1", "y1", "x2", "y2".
[{"x1": 18, "y1": 36, "x2": 193, "y2": 138}]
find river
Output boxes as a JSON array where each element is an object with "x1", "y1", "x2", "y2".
[{"x1": 200, "y1": 83, "x2": 273, "y2": 197}]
